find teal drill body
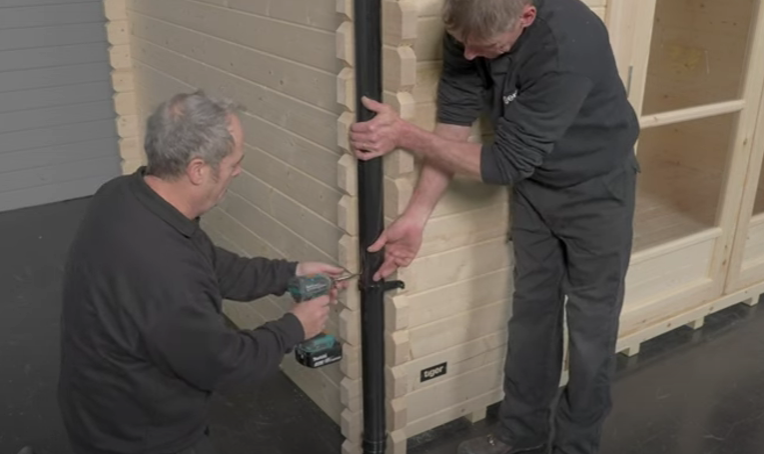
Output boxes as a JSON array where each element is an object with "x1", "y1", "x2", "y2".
[{"x1": 286, "y1": 273, "x2": 346, "y2": 368}]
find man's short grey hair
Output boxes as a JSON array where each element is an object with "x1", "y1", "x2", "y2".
[
  {"x1": 442, "y1": 0, "x2": 533, "y2": 43},
  {"x1": 143, "y1": 90, "x2": 245, "y2": 179}
]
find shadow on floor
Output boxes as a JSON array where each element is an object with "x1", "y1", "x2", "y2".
[
  {"x1": 3, "y1": 197, "x2": 764, "y2": 454},
  {"x1": 0, "y1": 197, "x2": 342, "y2": 454}
]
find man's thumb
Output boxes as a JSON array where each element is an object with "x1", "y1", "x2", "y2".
[
  {"x1": 361, "y1": 96, "x2": 384, "y2": 112},
  {"x1": 368, "y1": 231, "x2": 387, "y2": 253}
]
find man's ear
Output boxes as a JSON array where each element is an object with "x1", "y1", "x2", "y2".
[
  {"x1": 186, "y1": 158, "x2": 207, "y2": 185},
  {"x1": 520, "y1": 5, "x2": 537, "y2": 27}
]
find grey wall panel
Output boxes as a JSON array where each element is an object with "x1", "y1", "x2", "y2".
[
  {"x1": 0, "y1": 174, "x2": 117, "y2": 213},
  {"x1": 0, "y1": 0, "x2": 98, "y2": 7},
  {"x1": 0, "y1": 100, "x2": 117, "y2": 135},
  {"x1": 0, "y1": 119, "x2": 117, "y2": 155},
  {"x1": 0, "y1": 42, "x2": 109, "y2": 73},
  {"x1": 0, "y1": 23, "x2": 107, "y2": 51},
  {"x1": 0, "y1": 138, "x2": 119, "y2": 173},
  {"x1": 0, "y1": 155, "x2": 119, "y2": 193},
  {"x1": 0, "y1": 63, "x2": 111, "y2": 93},
  {"x1": 0, "y1": 3, "x2": 107, "y2": 29},
  {"x1": 0, "y1": 80, "x2": 113, "y2": 113},
  {"x1": 0, "y1": 1, "x2": 121, "y2": 212}
]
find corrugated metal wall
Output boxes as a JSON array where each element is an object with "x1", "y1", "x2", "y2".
[{"x1": 0, "y1": 0, "x2": 121, "y2": 213}]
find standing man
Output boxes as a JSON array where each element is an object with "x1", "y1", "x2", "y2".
[
  {"x1": 349, "y1": 0, "x2": 640, "y2": 453},
  {"x1": 58, "y1": 91, "x2": 345, "y2": 454}
]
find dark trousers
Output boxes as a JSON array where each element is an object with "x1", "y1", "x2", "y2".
[
  {"x1": 177, "y1": 430, "x2": 218, "y2": 454},
  {"x1": 494, "y1": 157, "x2": 638, "y2": 454}
]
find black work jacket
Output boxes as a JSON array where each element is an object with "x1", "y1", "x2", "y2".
[
  {"x1": 58, "y1": 167, "x2": 303, "y2": 454},
  {"x1": 437, "y1": 0, "x2": 640, "y2": 188}
]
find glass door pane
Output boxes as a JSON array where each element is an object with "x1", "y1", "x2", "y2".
[{"x1": 641, "y1": 0, "x2": 758, "y2": 115}]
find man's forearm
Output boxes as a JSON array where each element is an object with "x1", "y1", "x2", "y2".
[
  {"x1": 213, "y1": 246, "x2": 298, "y2": 301},
  {"x1": 404, "y1": 123, "x2": 473, "y2": 222},
  {"x1": 399, "y1": 121, "x2": 483, "y2": 180}
]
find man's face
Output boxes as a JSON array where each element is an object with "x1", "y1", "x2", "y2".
[
  {"x1": 200, "y1": 114, "x2": 244, "y2": 213},
  {"x1": 460, "y1": 5, "x2": 536, "y2": 60}
]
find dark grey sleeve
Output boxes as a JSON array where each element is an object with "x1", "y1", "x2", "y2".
[
  {"x1": 480, "y1": 70, "x2": 592, "y2": 185},
  {"x1": 212, "y1": 246, "x2": 298, "y2": 302},
  {"x1": 143, "y1": 282, "x2": 305, "y2": 392},
  {"x1": 436, "y1": 32, "x2": 485, "y2": 126}
]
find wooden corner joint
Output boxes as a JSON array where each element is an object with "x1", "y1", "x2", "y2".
[
  {"x1": 339, "y1": 308, "x2": 361, "y2": 346},
  {"x1": 385, "y1": 330, "x2": 411, "y2": 366},
  {"x1": 337, "y1": 0, "x2": 354, "y2": 21},
  {"x1": 103, "y1": 0, "x2": 128, "y2": 21},
  {"x1": 338, "y1": 195, "x2": 359, "y2": 236},
  {"x1": 336, "y1": 21, "x2": 355, "y2": 67},
  {"x1": 385, "y1": 294, "x2": 409, "y2": 331},
  {"x1": 383, "y1": 46, "x2": 417, "y2": 93},
  {"x1": 383, "y1": 0, "x2": 419, "y2": 46},
  {"x1": 337, "y1": 67, "x2": 356, "y2": 113}
]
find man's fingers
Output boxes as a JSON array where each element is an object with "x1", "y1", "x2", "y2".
[
  {"x1": 368, "y1": 232, "x2": 388, "y2": 252},
  {"x1": 361, "y1": 96, "x2": 385, "y2": 113},
  {"x1": 355, "y1": 149, "x2": 383, "y2": 161},
  {"x1": 350, "y1": 121, "x2": 373, "y2": 133},
  {"x1": 323, "y1": 264, "x2": 344, "y2": 275},
  {"x1": 373, "y1": 258, "x2": 399, "y2": 281}
]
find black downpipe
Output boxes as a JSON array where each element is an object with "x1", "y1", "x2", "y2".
[{"x1": 353, "y1": 0, "x2": 405, "y2": 453}]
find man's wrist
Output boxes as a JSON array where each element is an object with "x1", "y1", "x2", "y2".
[
  {"x1": 398, "y1": 120, "x2": 429, "y2": 158},
  {"x1": 403, "y1": 202, "x2": 433, "y2": 226}
]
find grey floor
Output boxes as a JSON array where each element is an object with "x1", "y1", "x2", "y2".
[{"x1": 3, "y1": 197, "x2": 764, "y2": 454}]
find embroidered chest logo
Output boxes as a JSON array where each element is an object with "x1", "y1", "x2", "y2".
[{"x1": 503, "y1": 89, "x2": 518, "y2": 105}]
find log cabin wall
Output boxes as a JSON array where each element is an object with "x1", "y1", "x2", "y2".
[
  {"x1": 375, "y1": 0, "x2": 609, "y2": 450},
  {"x1": 111, "y1": 0, "x2": 764, "y2": 453},
  {"x1": 102, "y1": 0, "x2": 141, "y2": 175},
  {"x1": 119, "y1": 0, "x2": 354, "y2": 427}
]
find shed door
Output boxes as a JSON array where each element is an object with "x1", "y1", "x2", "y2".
[{"x1": 0, "y1": 0, "x2": 121, "y2": 213}]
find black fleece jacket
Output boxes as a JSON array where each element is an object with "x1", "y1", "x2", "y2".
[{"x1": 58, "y1": 167, "x2": 303, "y2": 454}]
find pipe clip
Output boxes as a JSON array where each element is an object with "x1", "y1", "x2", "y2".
[{"x1": 369, "y1": 280, "x2": 405, "y2": 293}]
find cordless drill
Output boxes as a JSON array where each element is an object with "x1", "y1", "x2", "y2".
[{"x1": 287, "y1": 273, "x2": 355, "y2": 368}]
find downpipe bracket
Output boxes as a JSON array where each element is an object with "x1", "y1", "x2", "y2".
[{"x1": 359, "y1": 279, "x2": 406, "y2": 293}]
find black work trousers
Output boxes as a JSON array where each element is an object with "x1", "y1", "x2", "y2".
[
  {"x1": 177, "y1": 429, "x2": 218, "y2": 454},
  {"x1": 494, "y1": 157, "x2": 638, "y2": 454}
]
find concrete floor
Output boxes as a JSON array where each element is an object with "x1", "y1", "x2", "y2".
[{"x1": 3, "y1": 197, "x2": 764, "y2": 454}]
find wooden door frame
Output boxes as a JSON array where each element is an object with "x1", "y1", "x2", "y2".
[{"x1": 608, "y1": 0, "x2": 764, "y2": 299}]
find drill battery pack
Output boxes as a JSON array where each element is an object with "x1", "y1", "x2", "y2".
[{"x1": 295, "y1": 332, "x2": 343, "y2": 368}]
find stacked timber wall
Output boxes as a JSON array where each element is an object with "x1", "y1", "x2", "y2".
[
  {"x1": 120, "y1": 0, "x2": 354, "y2": 425},
  {"x1": 370, "y1": 0, "x2": 609, "y2": 447},
  {"x1": 103, "y1": 0, "x2": 142, "y2": 174}
]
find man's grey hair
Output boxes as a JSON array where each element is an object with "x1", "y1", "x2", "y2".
[
  {"x1": 442, "y1": 0, "x2": 533, "y2": 43},
  {"x1": 143, "y1": 90, "x2": 245, "y2": 179}
]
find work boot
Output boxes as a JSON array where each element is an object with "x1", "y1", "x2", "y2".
[{"x1": 457, "y1": 434, "x2": 513, "y2": 454}]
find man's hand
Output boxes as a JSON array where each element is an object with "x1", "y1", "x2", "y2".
[
  {"x1": 296, "y1": 262, "x2": 344, "y2": 277},
  {"x1": 350, "y1": 97, "x2": 405, "y2": 160},
  {"x1": 291, "y1": 262, "x2": 343, "y2": 339},
  {"x1": 367, "y1": 212, "x2": 427, "y2": 281},
  {"x1": 290, "y1": 294, "x2": 335, "y2": 340},
  {"x1": 295, "y1": 262, "x2": 350, "y2": 291}
]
